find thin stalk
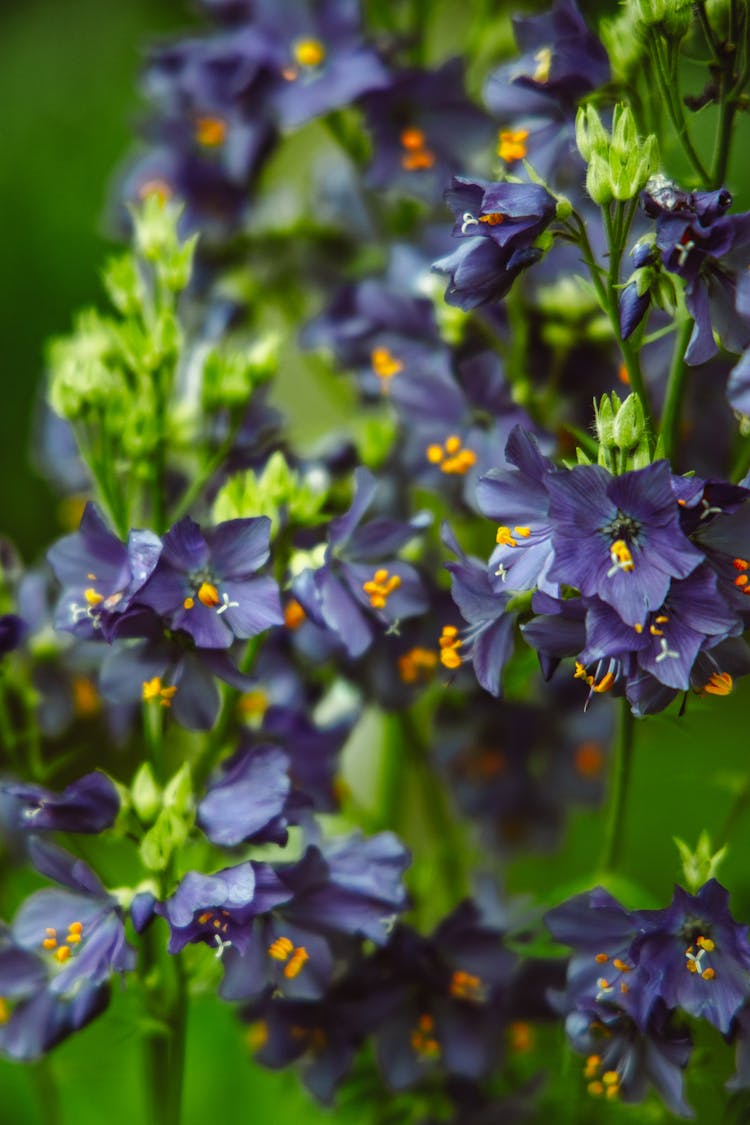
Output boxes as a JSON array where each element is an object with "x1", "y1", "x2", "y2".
[
  {"x1": 732, "y1": 436, "x2": 750, "y2": 483},
  {"x1": 31, "y1": 1058, "x2": 62, "y2": 1125},
  {"x1": 169, "y1": 410, "x2": 244, "y2": 524},
  {"x1": 648, "y1": 32, "x2": 710, "y2": 183},
  {"x1": 571, "y1": 212, "x2": 652, "y2": 425},
  {"x1": 659, "y1": 317, "x2": 694, "y2": 462},
  {"x1": 600, "y1": 700, "x2": 636, "y2": 873}
]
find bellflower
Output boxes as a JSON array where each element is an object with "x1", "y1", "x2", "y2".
[
  {"x1": 292, "y1": 468, "x2": 429, "y2": 659},
  {"x1": 197, "y1": 743, "x2": 297, "y2": 847},
  {"x1": 0, "y1": 840, "x2": 135, "y2": 1060},
  {"x1": 361, "y1": 61, "x2": 494, "y2": 203},
  {"x1": 137, "y1": 515, "x2": 282, "y2": 650},
  {"x1": 546, "y1": 461, "x2": 705, "y2": 627},
  {"x1": 631, "y1": 880, "x2": 750, "y2": 1034},
  {"x1": 3, "y1": 772, "x2": 119, "y2": 836},
  {"x1": 47, "y1": 503, "x2": 161, "y2": 641}
]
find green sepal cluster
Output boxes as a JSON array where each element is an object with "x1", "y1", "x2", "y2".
[
  {"x1": 591, "y1": 392, "x2": 651, "y2": 472},
  {"x1": 674, "y1": 831, "x2": 729, "y2": 893},
  {"x1": 212, "y1": 450, "x2": 329, "y2": 538},
  {"x1": 576, "y1": 104, "x2": 659, "y2": 204}
]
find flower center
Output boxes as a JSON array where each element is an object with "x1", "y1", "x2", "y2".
[
  {"x1": 400, "y1": 127, "x2": 436, "y2": 171},
  {"x1": 734, "y1": 557, "x2": 750, "y2": 596},
  {"x1": 685, "y1": 934, "x2": 716, "y2": 980},
  {"x1": 142, "y1": 676, "x2": 178, "y2": 708},
  {"x1": 426, "y1": 434, "x2": 477, "y2": 475},
  {"x1": 267, "y1": 935, "x2": 309, "y2": 979},
  {"x1": 701, "y1": 671, "x2": 733, "y2": 696},
  {"x1": 498, "y1": 129, "x2": 529, "y2": 163},
  {"x1": 398, "y1": 646, "x2": 438, "y2": 684},
  {"x1": 41, "y1": 921, "x2": 84, "y2": 964},
  {"x1": 410, "y1": 1013, "x2": 440, "y2": 1059},
  {"x1": 362, "y1": 568, "x2": 401, "y2": 610},
  {"x1": 293, "y1": 38, "x2": 326, "y2": 69},
  {"x1": 439, "y1": 625, "x2": 462, "y2": 669},
  {"x1": 449, "y1": 969, "x2": 485, "y2": 1002},
  {"x1": 370, "y1": 346, "x2": 403, "y2": 387},
  {"x1": 195, "y1": 115, "x2": 227, "y2": 148}
]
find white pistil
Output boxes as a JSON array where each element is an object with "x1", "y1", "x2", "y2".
[
  {"x1": 675, "y1": 239, "x2": 695, "y2": 267},
  {"x1": 216, "y1": 591, "x2": 240, "y2": 616},
  {"x1": 699, "y1": 499, "x2": 723, "y2": 520},
  {"x1": 214, "y1": 934, "x2": 233, "y2": 959},
  {"x1": 461, "y1": 211, "x2": 479, "y2": 234},
  {"x1": 495, "y1": 562, "x2": 508, "y2": 581},
  {"x1": 385, "y1": 619, "x2": 401, "y2": 637},
  {"x1": 655, "y1": 636, "x2": 680, "y2": 663}
]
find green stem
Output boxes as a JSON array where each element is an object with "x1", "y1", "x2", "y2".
[
  {"x1": 572, "y1": 212, "x2": 652, "y2": 426},
  {"x1": 659, "y1": 317, "x2": 694, "y2": 462},
  {"x1": 600, "y1": 700, "x2": 636, "y2": 873},
  {"x1": 648, "y1": 32, "x2": 710, "y2": 183},
  {"x1": 169, "y1": 411, "x2": 244, "y2": 524},
  {"x1": 732, "y1": 436, "x2": 750, "y2": 483},
  {"x1": 719, "y1": 776, "x2": 750, "y2": 847},
  {"x1": 31, "y1": 1058, "x2": 62, "y2": 1125}
]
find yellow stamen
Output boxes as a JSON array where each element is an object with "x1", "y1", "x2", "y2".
[
  {"x1": 293, "y1": 38, "x2": 326, "y2": 68},
  {"x1": 284, "y1": 599, "x2": 306, "y2": 629},
  {"x1": 142, "y1": 677, "x2": 163, "y2": 702},
  {"x1": 702, "y1": 967, "x2": 716, "y2": 980},
  {"x1": 371, "y1": 346, "x2": 403, "y2": 385},
  {"x1": 362, "y1": 568, "x2": 401, "y2": 610},
  {"x1": 594, "y1": 953, "x2": 609, "y2": 964},
  {"x1": 439, "y1": 625, "x2": 462, "y2": 670},
  {"x1": 195, "y1": 115, "x2": 227, "y2": 147},
  {"x1": 497, "y1": 128, "x2": 529, "y2": 162},
  {"x1": 399, "y1": 127, "x2": 436, "y2": 171},
  {"x1": 533, "y1": 46, "x2": 553, "y2": 83},
  {"x1": 42, "y1": 938, "x2": 57, "y2": 950},
  {"x1": 496, "y1": 525, "x2": 518, "y2": 547},
  {"x1": 449, "y1": 969, "x2": 485, "y2": 1002},
  {"x1": 72, "y1": 676, "x2": 99, "y2": 717},
  {"x1": 246, "y1": 1020, "x2": 269, "y2": 1051},
  {"x1": 697, "y1": 936, "x2": 715, "y2": 951},
  {"x1": 0, "y1": 997, "x2": 8, "y2": 1024},
  {"x1": 401, "y1": 127, "x2": 427, "y2": 151},
  {"x1": 197, "y1": 581, "x2": 221, "y2": 608},
  {"x1": 702, "y1": 672, "x2": 733, "y2": 696},
  {"x1": 237, "y1": 689, "x2": 268, "y2": 719},
  {"x1": 508, "y1": 1021, "x2": 533, "y2": 1052},
  {"x1": 592, "y1": 671, "x2": 615, "y2": 694},
  {"x1": 602, "y1": 1071, "x2": 619, "y2": 1086},
  {"x1": 84, "y1": 587, "x2": 103, "y2": 607},
  {"x1": 183, "y1": 596, "x2": 195, "y2": 610},
  {"x1": 587, "y1": 1081, "x2": 604, "y2": 1096},
  {"x1": 426, "y1": 435, "x2": 477, "y2": 475},
  {"x1": 609, "y1": 539, "x2": 634, "y2": 573},
  {"x1": 198, "y1": 912, "x2": 213, "y2": 925},
  {"x1": 398, "y1": 646, "x2": 438, "y2": 684},
  {"x1": 284, "y1": 947, "x2": 309, "y2": 979},
  {"x1": 268, "y1": 936, "x2": 294, "y2": 962},
  {"x1": 55, "y1": 945, "x2": 71, "y2": 963},
  {"x1": 576, "y1": 742, "x2": 604, "y2": 778}
]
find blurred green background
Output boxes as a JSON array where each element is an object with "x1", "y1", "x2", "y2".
[{"x1": 4, "y1": 1, "x2": 750, "y2": 1122}]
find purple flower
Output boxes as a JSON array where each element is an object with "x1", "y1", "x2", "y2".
[
  {"x1": 645, "y1": 178, "x2": 750, "y2": 365},
  {"x1": 546, "y1": 461, "x2": 704, "y2": 626},
  {"x1": 155, "y1": 861, "x2": 291, "y2": 956},
  {"x1": 433, "y1": 175, "x2": 556, "y2": 310},
  {"x1": 484, "y1": 1, "x2": 609, "y2": 187},
  {"x1": 293, "y1": 468, "x2": 429, "y2": 658},
  {"x1": 0, "y1": 840, "x2": 135, "y2": 1060},
  {"x1": 138, "y1": 515, "x2": 282, "y2": 649},
  {"x1": 476, "y1": 425, "x2": 556, "y2": 593},
  {"x1": 197, "y1": 743, "x2": 296, "y2": 847},
  {"x1": 631, "y1": 881, "x2": 750, "y2": 1034},
  {"x1": 3, "y1": 772, "x2": 119, "y2": 836},
  {"x1": 361, "y1": 61, "x2": 494, "y2": 203},
  {"x1": 47, "y1": 503, "x2": 161, "y2": 641}
]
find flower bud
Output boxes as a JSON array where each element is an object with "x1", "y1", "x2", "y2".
[{"x1": 613, "y1": 392, "x2": 646, "y2": 450}]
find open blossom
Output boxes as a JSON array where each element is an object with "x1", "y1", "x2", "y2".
[
  {"x1": 545, "y1": 461, "x2": 704, "y2": 627},
  {"x1": 137, "y1": 514, "x2": 282, "y2": 649}
]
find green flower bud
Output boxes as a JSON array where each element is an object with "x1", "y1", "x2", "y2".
[
  {"x1": 163, "y1": 764, "x2": 193, "y2": 816},
  {"x1": 129, "y1": 194, "x2": 183, "y2": 263},
  {"x1": 102, "y1": 253, "x2": 145, "y2": 317},
  {"x1": 555, "y1": 194, "x2": 573, "y2": 221},
  {"x1": 131, "y1": 762, "x2": 162, "y2": 824},
  {"x1": 631, "y1": 0, "x2": 692, "y2": 37},
  {"x1": 575, "y1": 105, "x2": 609, "y2": 163},
  {"x1": 594, "y1": 393, "x2": 617, "y2": 449},
  {"x1": 613, "y1": 392, "x2": 646, "y2": 450},
  {"x1": 585, "y1": 154, "x2": 613, "y2": 206},
  {"x1": 674, "y1": 831, "x2": 728, "y2": 893},
  {"x1": 212, "y1": 452, "x2": 328, "y2": 536}
]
